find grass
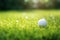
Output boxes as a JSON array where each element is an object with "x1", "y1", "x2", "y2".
[{"x1": 0, "y1": 10, "x2": 60, "y2": 40}]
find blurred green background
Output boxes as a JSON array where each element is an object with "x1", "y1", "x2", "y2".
[
  {"x1": 0, "y1": 0, "x2": 60, "y2": 10},
  {"x1": 0, "y1": 0, "x2": 60, "y2": 40}
]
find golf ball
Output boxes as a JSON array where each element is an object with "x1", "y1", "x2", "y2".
[{"x1": 38, "y1": 18, "x2": 47, "y2": 26}]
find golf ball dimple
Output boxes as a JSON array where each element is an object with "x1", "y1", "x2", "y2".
[{"x1": 38, "y1": 18, "x2": 47, "y2": 26}]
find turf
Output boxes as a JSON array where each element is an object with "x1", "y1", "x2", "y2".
[{"x1": 0, "y1": 10, "x2": 60, "y2": 40}]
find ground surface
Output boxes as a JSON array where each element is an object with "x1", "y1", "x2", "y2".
[{"x1": 0, "y1": 10, "x2": 60, "y2": 40}]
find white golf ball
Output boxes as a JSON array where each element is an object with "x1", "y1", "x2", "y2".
[{"x1": 38, "y1": 18, "x2": 47, "y2": 26}]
